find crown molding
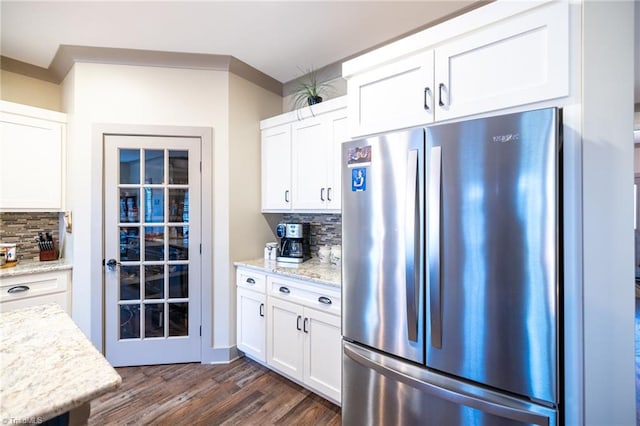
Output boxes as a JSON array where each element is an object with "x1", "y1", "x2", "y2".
[
  {"x1": 1, "y1": 45, "x2": 283, "y2": 96},
  {"x1": 0, "y1": 56, "x2": 58, "y2": 83}
]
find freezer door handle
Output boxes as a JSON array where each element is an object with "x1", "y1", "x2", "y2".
[
  {"x1": 428, "y1": 146, "x2": 442, "y2": 348},
  {"x1": 405, "y1": 149, "x2": 419, "y2": 342},
  {"x1": 344, "y1": 342, "x2": 553, "y2": 426}
]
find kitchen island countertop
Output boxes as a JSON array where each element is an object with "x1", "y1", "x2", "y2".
[
  {"x1": 0, "y1": 303, "x2": 121, "y2": 424},
  {"x1": 234, "y1": 258, "x2": 341, "y2": 288}
]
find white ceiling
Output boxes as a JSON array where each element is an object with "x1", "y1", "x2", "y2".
[
  {"x1": 1, "y1": 1, "x2": 638, "y2": 102},
  {"x1": 0, "y1": 1, "x2": 481, "y2": 84}
]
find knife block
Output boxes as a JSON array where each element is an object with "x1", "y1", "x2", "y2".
[{"x1": 39, "y1": 246, "x2": 58, "y2": 261}]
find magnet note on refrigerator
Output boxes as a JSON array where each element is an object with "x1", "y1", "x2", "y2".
[
  {"x1": 351, "y1": 168, "x2": 366, "y2": 192},
  {"x1": 347, "y1": 146, "x2": 371, "y2": 167}
]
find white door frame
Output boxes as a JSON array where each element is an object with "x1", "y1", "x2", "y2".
[{"x1": 93, "y1": 124, "x2": 213, "y2": 361}]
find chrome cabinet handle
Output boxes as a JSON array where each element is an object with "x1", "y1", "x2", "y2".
[
  {"x1": 327, "y1": 187, "x2": 332, "y2": 202},
  {"x1": 284, "y1": 190, "x2": 290, "y2": 203},
  {"x1": 246, "y1": 278, "x2": 255, "y2": 285},
  {"x1": 279, "y1": 286, "x2": 290, "y2": 294},
  {"x1": 424, "y1": 87, "x2": 432, "y2": 111},
  {"x1": 318, "y1": 296, "x2": 332, "y2": 305},
  {"x1": 303, "y1": 318, "x2": 309, "y2": 333},
  {"x1": 7, "y1": 285, "x2": 30, "y2": 294},
  {"x1": 428, "y1": 146, "x2": 442, "y2": 349},
  {"x1": 320, "y1": 188, "x2": 325, "y2": 201},
  {"x1": 296, "y1": 315, "x2": 302, "y2": 331},
  {"x1": 259, "y1": 303, "x2": 264, "y2": 317},
  {"x1": 438, "y1": 83, "x2": 446, "y2": 107}
]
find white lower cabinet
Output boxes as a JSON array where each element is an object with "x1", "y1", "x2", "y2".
[
  {"x1": 0, "y1": 269, "x2": 71, "y2": 313},
  {"x1": 302, "y1": 305, "x2": 342, "y2": 402},
  {"x1": 265, "y1": 275, "x2": 342, "y2": 404},
  {"x1": 236, "y1": 268, "x2": 267, "y2": 363},
  {"x1": 267, "y1": 296, "x2": 304, "y2": 378},
  {"x1": 237, "y1": 288, "x2": 266, "y2": 362},
  {"x1": 236, "y1": 266, "x2": 342, "y2": 404}
]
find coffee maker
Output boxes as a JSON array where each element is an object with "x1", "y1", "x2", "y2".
[{"x1": 276, "y1": 223, "x2": 310, "y2": 263}]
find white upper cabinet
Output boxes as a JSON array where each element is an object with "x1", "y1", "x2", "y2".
[
  {"x1": 261, "y1": 125, "x2": 292, "y2": 211},
  {"x1": 325, "y1": 111, "x2": 349, "y2": 211},
  {"x1": 291, "y1": 117, "x2": 329, "y2": 211},
  {"x1": 343, "y1": 1, "x2": 570, "y2": 137},
  {"x1": 347, "y1": 51, "x2": 435, "y2": 137},
  {"x1": 0, "y1": 101, "x2": 67, "y2": 211},
  {"x1": 261, "y1": 96, "x2": 348, "y2": 213},
  {"x1": 434, "y1": 1, "x2": 569, "y2": 121}
]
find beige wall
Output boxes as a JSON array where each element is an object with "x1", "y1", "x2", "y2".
[
  {"x1": 228, "y1": 73, "x2": 282, "y2": 345},
  {"x1": 62, "y1": 62, "x2": 282, "y2": 359},
  {"x1": 1, "y1": 70, "x2": 62, "y2": 111}
]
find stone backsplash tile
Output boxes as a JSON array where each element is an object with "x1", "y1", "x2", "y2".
[
  {"x1": 0, "y1": 213, "x2": 61, "y2": 261},
  {"x1": 281, "y1": 213, "x2": 342, "y2": 257}
]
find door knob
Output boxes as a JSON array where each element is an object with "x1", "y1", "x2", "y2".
[{"x1": 105, "y1": 258, "x2": 120, "y2": 271}]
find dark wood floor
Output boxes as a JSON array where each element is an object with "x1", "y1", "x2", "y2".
[{"x1": 89, "y1": 357, "x2": 341, "y2": 425}]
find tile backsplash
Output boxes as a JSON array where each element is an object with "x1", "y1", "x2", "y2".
[
  {"x1": 0, "y1": 212, "x2": 61, "y2": 261},
  {"x1": 281, "y1": 213, "x2": 341, "y2": 257}
]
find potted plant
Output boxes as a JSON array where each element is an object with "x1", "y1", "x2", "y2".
[{"x1": 291, "y1": 68, "x2": 332, "y2": 116}]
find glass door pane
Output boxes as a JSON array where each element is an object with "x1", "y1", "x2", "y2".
[{"x1": 117, "y1": 148, "x2": 191, "y2": 340}]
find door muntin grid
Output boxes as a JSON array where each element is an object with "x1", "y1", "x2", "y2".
[{"x1": 118, "y1": 148, "x2": 190, "y2": 340}]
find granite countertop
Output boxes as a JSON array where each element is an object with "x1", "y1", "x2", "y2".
[
  {"x1": 235, "y1": 258, "x2": 341, "y2": 288},
  {"x1": 0, "y1": 304, "x2": 121, "y2": 423},
  {"x1": 0, "y1": 259, "x2": 72, "y2": 278}
]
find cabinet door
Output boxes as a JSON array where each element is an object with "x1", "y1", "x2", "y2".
[
  {"x1": 347, "y1": 51, "x2": 434, "y2": 138},
  {"x1": 303, "y1": 307, "x2": 342, "y2": 403},
  {"x1": 0, "y1": 113, "x2": 64, "y2": 210},
  {"x1": 237, "y1": 287, "x2": 266, "y2": 362},
  {"x1": 326, "y1": 111, "x2": 349, "y2": 211},
  {"x1": 291, "y1": 118, "x2": 329, "y2": 211},
  {"x1": 267, "y1": 296, "x2": 304, "y2": 380},
  {"x1": 261, "y1": 125, "x2": 292, "y2": 211},
  {"x1": 434, "y1": 1, "x2": 569, "y2": 121}
]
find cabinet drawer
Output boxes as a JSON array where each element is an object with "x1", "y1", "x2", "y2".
[
  {"x1": 268, "y1": 276, "x2": 341, "y2": 316},
  {"x1": 0, "y1": 270, "x2": 70, "y2": 310},
  {"x1": 236, "y1": 269, "x2": 266, "y2": 293},
  {"x1": 0, "y1": 292, "x2": 68, "y2": 313}
]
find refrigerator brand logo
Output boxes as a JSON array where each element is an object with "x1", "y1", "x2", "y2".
[{"x1": 492, "y1": 133, "x2": 519, "y2": 143}]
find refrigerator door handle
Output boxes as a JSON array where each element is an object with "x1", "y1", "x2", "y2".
[
  {"x1": 405, "y1": 149, "x2": 419, "y2": 342},
  {"x1": 428, "y1": 146, "x2": 442, "y2": 349},
  {"x1": 344, "y1": 342, "x2": 553, "y2": 426}
]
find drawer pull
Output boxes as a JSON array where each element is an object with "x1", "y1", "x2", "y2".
[
  {"x1": 279, "y1": 286, "x2": 290, "y2": 294},
  {"x1": 246, "y1": 278, "x2": 256, "y2": 285},
  {"x1": 8, "y1": 285, "x2": 30, "y2": 294},
  {"x1": 318, "y1": 296, "x2": 332, "y2": 305}
]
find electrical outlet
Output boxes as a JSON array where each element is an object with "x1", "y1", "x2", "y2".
[{"x1": 64, "y1": 211, "x2": 72, "y2": 233}]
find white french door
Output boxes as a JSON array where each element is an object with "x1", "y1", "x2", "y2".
[{"x1": 104, "y1": 135, "x2": 201, "y2": 366}]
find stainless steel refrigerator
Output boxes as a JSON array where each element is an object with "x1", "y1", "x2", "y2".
[{"x1": 341, "y1": 108, "x2": 561, "y2": 425}]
